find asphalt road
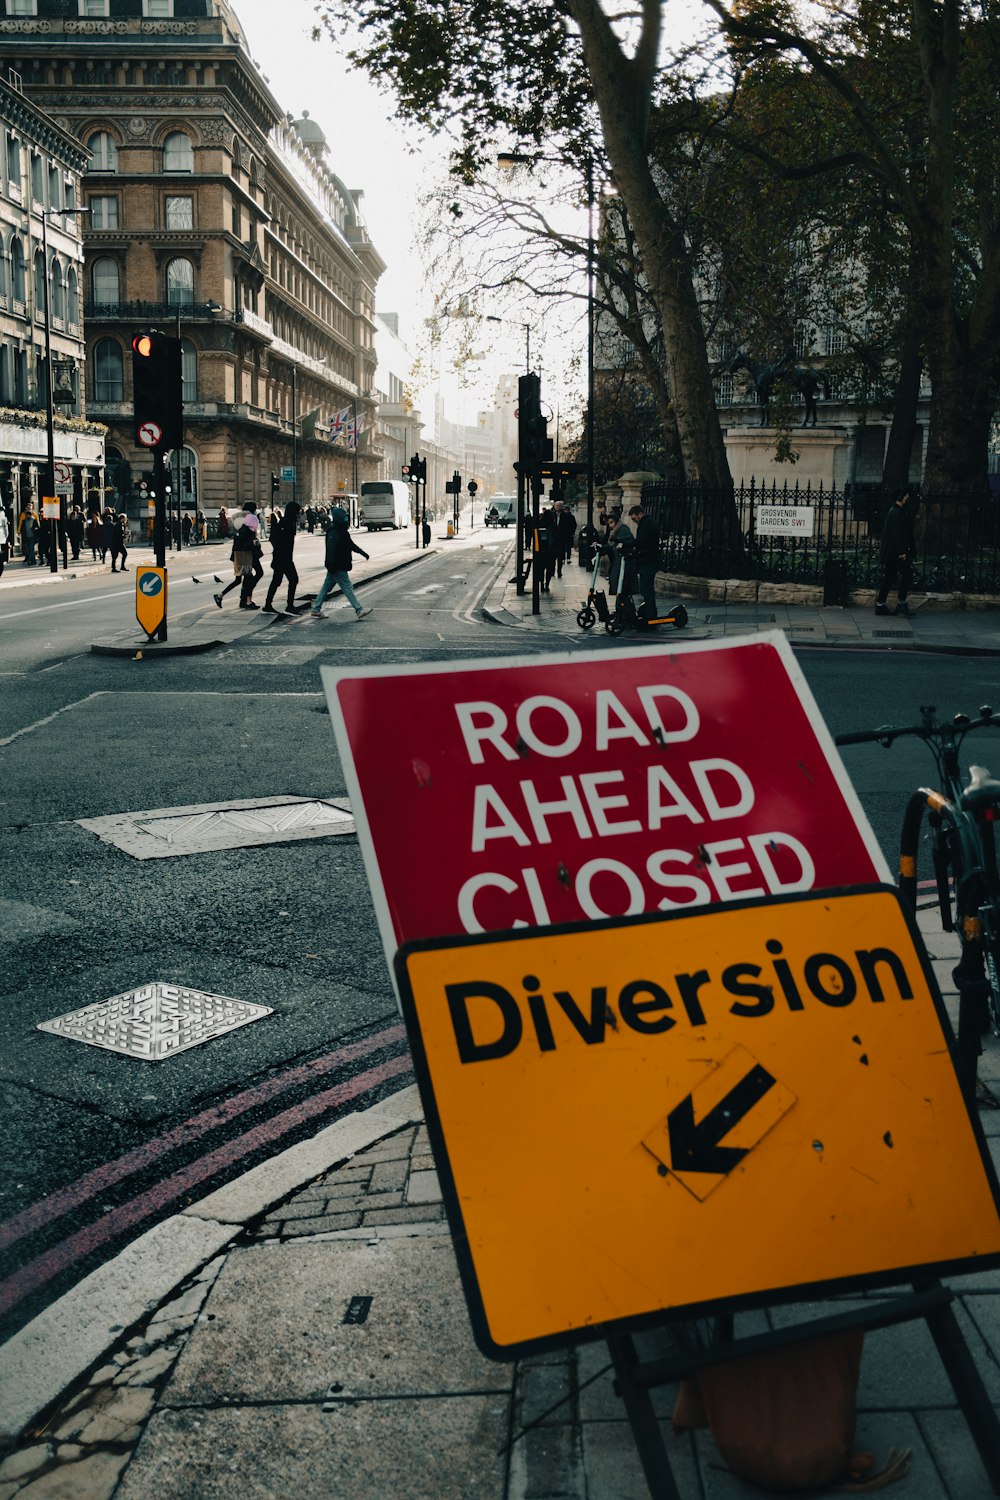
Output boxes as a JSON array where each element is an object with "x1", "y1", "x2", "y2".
[{"x1": 1, "y1": 534, "x2": 997, "y2": 1342}]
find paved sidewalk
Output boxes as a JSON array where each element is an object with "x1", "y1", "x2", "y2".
[
  {"x1": 0, "y1": 906, "x2": 998, "y2": 1499},
  {"x1": 481, "y1": 551, "x2": 1000, "y2": 655}
]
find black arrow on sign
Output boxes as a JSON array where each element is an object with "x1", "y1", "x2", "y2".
[{"x1": 667, "y1": 1063, "x2": 777, "y2": 1177}]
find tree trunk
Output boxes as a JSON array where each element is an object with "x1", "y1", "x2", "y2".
[
  {"x1": 567, "y1": 0, "x2": 740, "y2": 546},
  {"x1": 882, "y1": 330, "x2": 922, "y2": 494}
]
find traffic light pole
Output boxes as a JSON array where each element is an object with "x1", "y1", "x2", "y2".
[{"x1": 152, "y1": 450, "x2": 167, "y2": 576}]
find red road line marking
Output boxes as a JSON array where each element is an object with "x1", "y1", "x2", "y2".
[
  {"x1": 0, "y1": 1052, "x2": 413, "y2": 1320},
  {"x1": 0, "y1": 1025, "x2": 406, "y2": 1254}
]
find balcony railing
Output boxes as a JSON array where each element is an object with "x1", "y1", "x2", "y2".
[{"x1": 82, "y1": 300, "x2": 230, "y2": 325}]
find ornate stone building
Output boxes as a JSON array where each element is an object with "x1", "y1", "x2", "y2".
[
  {"x1": 0, "y1": 0, "x2": 383, "y2": 522},
  {"x1": 0, "y1": 67, "x2": 103, "y2": 529}
]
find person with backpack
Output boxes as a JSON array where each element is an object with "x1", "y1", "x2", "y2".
[
  {"x1": 213, "y1": 502, "x2": 263, "y2": 610},
  {"x1": 310, "y1": 507, "x2": 372, "y2": 620}
]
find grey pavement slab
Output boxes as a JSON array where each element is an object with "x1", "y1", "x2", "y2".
[
  {"x1": 165, "y1": 1236, "x2": 506, "y2": 1404},
  {"x1": 114, "y1": 1398, "x2": 511, "y2": 1500}
]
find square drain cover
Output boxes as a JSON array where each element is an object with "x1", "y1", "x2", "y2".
[
  {"x1": 37, "y1": 983, "x2": 273, "y2": 1061},
  {"x1": 78, "y1": 795, "x2": 355, "y2": 860}
]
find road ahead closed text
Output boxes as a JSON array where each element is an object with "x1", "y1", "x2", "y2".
[{"x1": 323, "y1": 637, "x2": 886, "y2": 956}]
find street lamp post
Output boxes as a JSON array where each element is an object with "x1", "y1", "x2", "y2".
[
  {"x1": 39, "y1": 205, "x2": 90, "y2": 573},
  {"x1": 485, "y1": 314, "x2": 531, "y2": 374}
]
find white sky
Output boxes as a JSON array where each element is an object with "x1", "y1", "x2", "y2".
[{"x1": 232, "y1": 0, "x2": 445, "y2": 340}]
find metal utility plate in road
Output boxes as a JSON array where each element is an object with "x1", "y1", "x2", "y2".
[
  {"x1": 77, "y1": 795, "x2": 356, "y2": 860},
  {"x1": 36, "y1": 982, "x2": 273, "y2": 1061}
]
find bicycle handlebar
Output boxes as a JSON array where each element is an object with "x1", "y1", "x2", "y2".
[{"x1": 834, "y1": 707, "x2": 997, "y2": 749}]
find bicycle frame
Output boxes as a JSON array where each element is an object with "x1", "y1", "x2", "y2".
[{"x1": 836, "y1": 705, "x2": 1000, "y2": 1106}]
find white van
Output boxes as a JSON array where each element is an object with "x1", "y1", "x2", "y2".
[
  {"x1": 485, "y1": 495, "x2": 516, "y2": 527},
  {"x1": 360, "y1": 480, "x2": 410, "y2": 531}
]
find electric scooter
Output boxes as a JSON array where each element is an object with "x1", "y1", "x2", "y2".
[
  {"x1": 605, "y1": 592, "x2": 688, "y2": 634},
  {"x1": 577, "y1": 548, "x2": 688, "y2": 634}
]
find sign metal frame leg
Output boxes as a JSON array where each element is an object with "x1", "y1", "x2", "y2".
[
  {"x1": 607, "y1": 1283, "x2": 1000, "y2": 1499},
  {"x1": 607, "y1": 1334, "x2": 684, "y2": 1500}
]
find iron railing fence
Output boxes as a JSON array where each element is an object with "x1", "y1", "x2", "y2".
[{"x1": 641, "y1": 480, "x2": 1000, "y2": 594}]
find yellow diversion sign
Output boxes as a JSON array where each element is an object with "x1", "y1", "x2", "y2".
[{"x1": 395, "y1": 885, "x2": 1000, "y2": 1358}]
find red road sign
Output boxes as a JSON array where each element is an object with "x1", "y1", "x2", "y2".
[
  {"x1": 322, "y1": 634, "x2": 888, "y2": 974},
  {"x1": 137, "y1": 419, "x2": 163, "y2": 449}
]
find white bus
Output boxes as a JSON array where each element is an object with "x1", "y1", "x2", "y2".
[{"x1": 360, "y1": 480, "x2": 410, "y2": 531}]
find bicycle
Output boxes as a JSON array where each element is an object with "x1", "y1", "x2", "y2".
[{"x1": 834, "y1": 705, "x2": 1000, "y2": 1107}]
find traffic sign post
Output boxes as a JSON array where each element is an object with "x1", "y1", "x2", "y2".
[
  {"x1": 396, "y1": 885, "x2": 1000, "y2": 1494},
  {"x1": 396, "y1": 885, "x2": 1000, "y2": 1354},
  {"x1": 324, "y1": 633, "x2": 1000, "y2": 1493},
  {"x1": 135, "y1": 566, "x2": 168, "y2": 643},
  {"x1": 321, "y1": 633, "x2": 889, "y2": 983}
]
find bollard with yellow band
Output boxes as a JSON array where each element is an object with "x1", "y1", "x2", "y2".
[{"x1": 136, "y1": 565, "x2": 168, "y2": 643}]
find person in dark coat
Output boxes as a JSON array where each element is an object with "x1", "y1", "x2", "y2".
[
  {"x1": 262, "y1": 500, "x2": 303, "y2": 613},
  {"x1": 875, "y1": 489, "x2": 914, "y2": 616},
  {"x1": 67, "y1": 505, "x2": 84, "y2": 560},
  {"x1": 628, "y1": 503, "x2": 661, "y2": 620},
  {"x1": 310, "y1": 507, "x2": 371, "y2": 619},
  {"x1": 86, "y1": 510, "x2": 102, "y2": 560},
  {"x1": 552, "y1": 500, "x2": 576, "y2": 576}
]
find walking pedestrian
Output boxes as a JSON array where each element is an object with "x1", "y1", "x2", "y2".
[
  {"x1": 262, "y1": 500, "x2": 303, "y2": 613},
  {"x1": 116, "y1": 510, "x2": 129, "y2": 571},
  {"x1": 553, "y1": 500, "x2": 576, "y2": 576},
  {"x1": 627, "y1": 502, "x2": 661, "y2": 622},
  {"x1": 86, "y1": 510, "x2": 102, "y2": 560},
  {"x1": 195, "y1": 509, "x2": 207, "y2": 544},
  {"x1": 214, "y1": 503, "x2": 263, "y2": 610},
  {"x1": 310, "y1": 507, "x2": 371, "y2": 619},
  {"x1": 17, "y1": 503, "x2": 39, "y2": 565},
  {"x1": 0, "y1": 503, "x2": 9, "y2": 577},
  {"x1": 181, "y1": 512, "x2": 192, "y2": 547},
  {"x1": 875, "y1": 489, "x2": 914, "y2": 616},
  {"x1": 102, "y1": 506, "x2": 119, "y2": 569},
  {"x1": 217, "y1": 506, "x2": 230, "y2": 540},
  {"x1": 538, "y1": 504, "x2": 558, "y2": 591}
]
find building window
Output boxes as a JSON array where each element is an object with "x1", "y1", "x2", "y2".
[
  {"x1": 48, "y1": 164, "x2": 60, "y2": 209},
  {"x1": 163, "y1": 132, "x2": 193, "y2": 173},
  {"x1": 180, "y1": 338, "x2": 197, "y2": 401},
  {"x1": 88, "y1": 132, "x2": 118, "y2": 173},
  {"x1": 8, "y1": 1, "x2": 38, "y2": 14},
  {"x1": 94, "y1": 338, "x2": 123, "y2": 402},
  {"x1": 823, "y1": 325, "x2": 846, "y2": 357},
  {"x1": 50, "y1": 261, "x2": 64, "y2": 322},
  {"x1": 33, "y1": 250, "x2": 44, "y2": 311},
  {"x1": 6, "y1": 133, "x2": 20, "y2": 194},
  {"x1": 30, "y1": 153, "x2": 43, "y2": 204},
  {"x1": 144, "y1": 0, "x2": 174, "y2": 13},
  {"x1": 66, "y1": 267, "x2": 79, "y2": 327},
  {"x1": 10, "y1": 237, "x2": 25, "y2": 302},
  {"x1": 92, "y1": 256, "x2": 120, "y2": 306},
  {"x1": 165, "y1": 195, "x2": 193, "y2": 230},
  {"x1": 90, "y1": 195, "x2": 119, "y2": 229},
  {"x1": 78, "y1": 0, "x2": 110, "y2": 13},
  {"x1": 166, "y1": 256, "x2": 194, "y2": 305}
]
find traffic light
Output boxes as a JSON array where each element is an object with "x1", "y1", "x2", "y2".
[
  {"x1": 131, "y1": 331, "x2": 182, "y2": 450},
  {"x1": 271, "y1": 472, "x2": 280, "y2": 497},
  {"x1": 409, "y1": 453, "x2": 427, "y2": 482},
  {"x1": 518, "y1": 372, "x2": 549, "y2": 472}
]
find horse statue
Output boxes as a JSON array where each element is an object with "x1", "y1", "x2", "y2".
[
  {"x1": 727, "y1": 351, "x2": 790, "y2": 426},
  {"x1": 784, "y1": 364, "x2": 831, "y2": 427}
]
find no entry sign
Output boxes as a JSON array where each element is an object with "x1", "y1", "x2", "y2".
[
  {"x1": 321, "y1": 634, "x2": 888, "y2": 976},
  {"x1": 395, "y1": 887, "x2": 1000, "y2": 1356}
]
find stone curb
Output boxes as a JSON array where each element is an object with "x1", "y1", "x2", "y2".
[{"x1": 0, "y1": 1085, "x2": 421, "y2": 1444}]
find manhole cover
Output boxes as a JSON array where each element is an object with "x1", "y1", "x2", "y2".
[
  {"x1": 37, "y1": 983, "x2": 273, "y2": 1061},
  {"x1": 78, "y1": 795, "x2": 355, "y2": 860}
]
